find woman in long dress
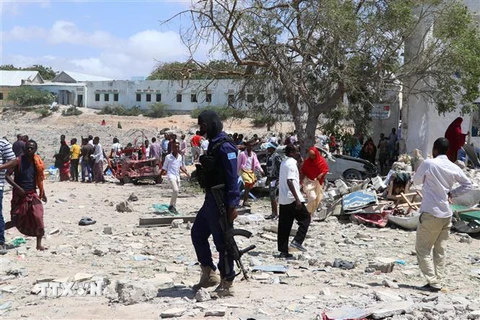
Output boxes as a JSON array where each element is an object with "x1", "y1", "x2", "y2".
[
  {"x1": 445, "y1": 117, "x2": 469, "y2": 162},
  {"x1": 301, "y1": 147, "x2": 329, "y2": 214}
]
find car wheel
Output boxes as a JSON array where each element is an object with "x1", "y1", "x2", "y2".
[{"x1": 343, "y1": 169, "x2": 362, "y2": 180}]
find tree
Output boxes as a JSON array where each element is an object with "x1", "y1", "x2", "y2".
[
  {"x1": 147, "y1": 60, "x2": 244, "y2": 80},
  {"x1": 8, "y1": 86, "x2": 55, "y2": 106},
  {"x1": 0, "y1": 64, "x2": 56, "y2": 80},
  {"x1": 171, "y1": 0, "x2": 480, "y2": 152}
]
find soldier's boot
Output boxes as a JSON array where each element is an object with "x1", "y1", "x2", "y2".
[
  {"x1": 192, "y1": 266, "x2": 220, "y2": 291},
  {"x1": 212, "y1": 279, "x2": 234, "y2": 298}
]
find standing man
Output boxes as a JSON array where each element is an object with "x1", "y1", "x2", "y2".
[
  {"x1": 161, "y1": 133, "x2": 170, "y2": 163},
  {"x1": 91, "y1": 137, "x2": 105, "y2": 183},
  {"x1": 191, "y1": 110, "x2": 239, "y2": 297},
  {"x1": 388, "y1": 128, "x2": 398, "y2": 164},
  {"x1": 0, "y1": 140, "x2": 47, "y2": 250},
  {"x1": 160, "y1": 142, "x2": 189, "y2": 214},
  {"x1": 0, "y1": 138, "x2": 15, "y2": 254},
  {"x1": 12, "y1": 134, "x2": 25, "y2": 157},
  {"x1": 265, "y1": 143, "x2": 282, "y2": 220},
  {"x1": 377, "y1": 133, "x2": 388, "y2": 175},
  {"x1": 70, "y1": 138, "x2": 81, "y2": 182},
  {"x1": 277, "y1": 144, "x2": 311, "y2": 258},
  {"x1": 190, "y1": 131, "x2": 202, "y2": 162},
  {"x1": 80, "y1": 138, "x2": 93, "y2": 183},
  {"x1": 413, "y1": 138, "x2": 473, "y2": 292},
  {"x1": 149, "y1": 137, "x2": 162, "y2": 163}
]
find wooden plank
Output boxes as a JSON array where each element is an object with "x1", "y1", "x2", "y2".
[
  {"x1": 139, "y1": 207, "x2": 251, "y2": 226},
  {"x1": 139, "y1": 216, "x2": 196, "y2": 226}
]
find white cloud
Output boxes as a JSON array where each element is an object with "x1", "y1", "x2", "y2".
[{"x1": 1, "y1": 20, "x2": 200, "y2": 78}]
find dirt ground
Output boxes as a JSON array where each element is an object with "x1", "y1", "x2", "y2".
[{"x1": 0, "y1": 109, "x2": 479, "y2": 320}]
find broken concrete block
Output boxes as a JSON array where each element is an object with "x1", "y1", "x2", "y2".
[
  {"x1": 368, "y1": 259, "x2": 395, "y2": 273},
  {"x1": 115, "y1": 279, "x2": 158, "y2": 305},
  {"x1": 171, "y1": 219, "x2": 183, "y2": 228},
  {"x1": 93, "y1": 246, "x2": 109, "y2": 256},
  {"x1": 205, "y1": 308, "x2": 226, "y2": 317},
  {"x1": 103, "y1": 227, "x2": 113, "y2": 235},
  {"x1": 116, "y1": 201, "x2": 132, "y2": 213},
  {"x1": 347, "y1": 282, "x2": 370, "y2": 289},
  {"x1": 128, "y1": 193, "x2": 138, "y2": 202},
  {"x1": 374, "y1": 290, "x2": 403, "y2": 302},
  {"x1": 74, "y1": 273, "x2": 93, "y2": 282},
  {"x1": 195, "y1": 288, "x2": 211, "y2": 302},
  {"x1": 370, "y1": 301, "x2": 415, "y2": 319},
  {"x1": 160, "y1": 308, "x2": 186, "y2": 318},
  {"x1": 35, "y1": 276, "x2": 55, "y2": 284},
  {"x1": 469, "y1": 310, "x2": 480, "y2": 319},
  {"x1": 382, "y1": 279, "x2": 399, "y2": 289}
]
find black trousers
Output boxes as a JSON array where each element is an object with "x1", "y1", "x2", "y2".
[
  {"x1": 70, "y1": 159, "x2": 79, "y2": 181},
  {"x1": 278, "y1": 202, "x2": 311, "y2": 253}
]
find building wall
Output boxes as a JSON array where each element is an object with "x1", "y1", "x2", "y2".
[
  {"x1": 85, "y1": 79, "x2": 244, "y2": 111},
  {"x1": 0, "y1": 87, "x2": 11, "y2": 106}
]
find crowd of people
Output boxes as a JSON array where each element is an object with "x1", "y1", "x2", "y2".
[{"x1": 0, "y1": 112, "x2": 475, "y2": 299}]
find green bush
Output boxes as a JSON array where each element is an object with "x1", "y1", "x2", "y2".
[
  {"x1": 7, "y1": 86, "x2": 55, "y2": 106},
  {"x1": 190, "y1": 106, "x2": 245, "y2": 121},
  {"x1": 62, "y1": 106, "x2": 83, "y2": 116},
  {"x1": 34, "y1": 106, "x2": 52, "y2": 118},
  {"x1": 98, "y1": 104, "x2": 144, "y2": 116},
  {"x1": 145, "y1": 102, "x2": 168, "y2": 118},
  {"x1": 252, "y1": 113, "x2": 277, "y2": 128}
]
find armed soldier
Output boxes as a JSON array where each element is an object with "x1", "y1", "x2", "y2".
[{"x1": 191, "y1": 110, "x2": 240, "y2": 297}]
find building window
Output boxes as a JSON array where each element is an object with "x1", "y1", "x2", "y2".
[
  {"x1": 136, "y1": 93, "x2": 141, "y2": 102},
  {"x1": 104, "y1": 93, "x2": 109, "y2": 102},
  {"x1": 0, "y1": 93, "x2": 3, "y2": 100},
  {"x1": 228, "y1": 94, "x2": 235, "y2": 106},
  {"x1": 191, "y1": 94, "x2": 197, "y2": 103},
  {"x1": 246, "y1": 94, "x2": 254, "y2": 103},
  {"x1": 146, "y1": 94, "x2": 151, "y2": 102},
  {"x1": 176, "y1": 94, "x2": 182, "y2": 103},
  {"x1": 156, "y1": 94, "x2": 162, "y2": 102},
  {"x1": 206, "y1": 93, "x2": 212, "y2": 103},
  {"x1": 114, "y1": 93, "x2": 119, "y2": 102},
  {"x1": 95, "y1": 93, "x2": 100, "y2": 102},
  {"x1": 257, "y1": 94, "x2": 265, "y2": 103}
]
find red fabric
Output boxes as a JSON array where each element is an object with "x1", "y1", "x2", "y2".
[
  {"x1": 59, "y1": 161, "x2": 70, "y2": 181},
  {"x1": 445, "y1": 117, "x2": 467, "y2": 162},
  {"x1": 301, "y1": 147, "x2": 329, "y2": 183},
  {"x1": 191, "y1": 135, "x2": 202, "y2": 147},
  {"x1": 11, "y1": 191, "x2": 45, "y2": 237}
]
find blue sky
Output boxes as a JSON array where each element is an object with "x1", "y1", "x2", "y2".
[{"x1": 1, "y1": 0, "x2": 208, "y2": 79}]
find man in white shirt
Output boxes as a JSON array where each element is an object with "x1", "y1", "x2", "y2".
[
  {"x1": 200, "y1": 138, "x2": 209, "y2": 155},
  {"x1": 413, "y1": 137, "x2": 473, "y2": 292},
  {"x1": 277, "y1": 144, "x2": 311, "y2": 258},
  {"x1": 110, "y1": 138, "x2": 122, "y2": 159},
  {"x1": 92, "y1": 137, "x2": 105, "y2": 183},
  {"x1": 160, "y1": 142, "x2": 189, "y2": 214}
]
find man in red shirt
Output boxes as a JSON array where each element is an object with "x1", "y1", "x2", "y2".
[{"x1": 190, "y1": 131, "x2": 202, "y2": 163}]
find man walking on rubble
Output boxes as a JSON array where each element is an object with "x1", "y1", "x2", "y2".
[
  {"x1": 277, "y1": 144, "x2": 311, "y2": 258},
  {"x1": 191, "y1": 110, "x2": 239, "y2": 297},
  {"x1": 413, "y1": 137, "x2": 473, "y2": 292}
]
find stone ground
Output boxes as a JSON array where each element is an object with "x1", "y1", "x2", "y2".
[{"x1": 0, "y1": 109, "x2": 479, "y2": 319}]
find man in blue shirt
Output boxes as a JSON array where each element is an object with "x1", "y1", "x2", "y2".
[
  {"x1": 0, "y1": 138, "x2": 15, "y2": 254},
  {"x1": 191, "y1": 110, "x2": 240, "y2": 297}
]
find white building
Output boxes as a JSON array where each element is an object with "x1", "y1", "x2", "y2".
[{"x1": 84, "y1": 79, "x2": 243, "y2": 111}]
